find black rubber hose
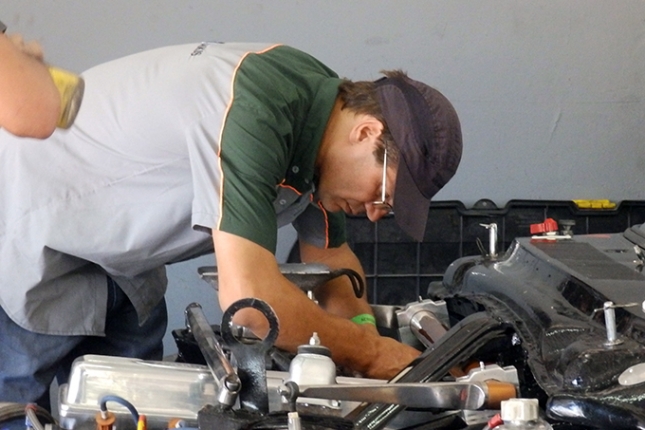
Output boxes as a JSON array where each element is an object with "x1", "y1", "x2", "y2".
[{"x1": 328, "y1": 268, "x2": 365, "y2": 298}]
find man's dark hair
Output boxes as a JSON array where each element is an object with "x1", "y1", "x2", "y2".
[{"x1": 337, "y1": 71, "x2": 404, "y2": 165}]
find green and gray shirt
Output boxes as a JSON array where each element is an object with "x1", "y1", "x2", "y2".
[{"x1": 0, "y1": 42, "x2": 346, "y2": 335}]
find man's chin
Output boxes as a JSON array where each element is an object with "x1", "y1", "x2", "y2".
[{"x1": 320, "y1": 200, "x2": 344, "y2": 214}]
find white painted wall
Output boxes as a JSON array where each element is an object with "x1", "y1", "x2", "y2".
[{"x1": 4, "y1": 0, "x2": 644, "y2": 354}]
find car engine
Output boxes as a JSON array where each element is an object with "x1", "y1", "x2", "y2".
[{"x1": 5, "y1": 210, "x2": 645, "y2": 430}]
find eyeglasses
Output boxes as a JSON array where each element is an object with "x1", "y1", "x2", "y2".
[{"x1": 371, "y1": 148, "x2": 393, "y2": 211}]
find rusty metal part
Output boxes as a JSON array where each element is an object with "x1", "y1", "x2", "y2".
[{"x1": 220, "y1": 298, "x2": 280, "y2": 414}]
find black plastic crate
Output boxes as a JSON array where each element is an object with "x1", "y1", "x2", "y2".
[{"x1": 345, "y1": 199, "x2": 645, "y2": 306}]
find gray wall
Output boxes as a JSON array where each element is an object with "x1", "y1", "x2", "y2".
[{"x1": 4, "y1": 1, "x2": 644, "y2": 355}]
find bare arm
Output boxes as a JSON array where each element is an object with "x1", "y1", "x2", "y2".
[
  {"x1": 299, "y1": 240, "x2": 377, "y2": 333},
  {"x1": 213, "y1": 230, "x2": 420, "y2": 380},
  {"x1": 0, "y1": 33, "x2": 60, "y2": 138}
]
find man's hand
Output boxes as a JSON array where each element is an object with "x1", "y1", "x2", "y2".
[
  {"x1": 212, "y1": 230, "x2": 420, "y2": 380},
  {"x1": 366, "y1": 335, "x2": 421, "y2": 380},
  {"x1": 301, "y1": 242, "x2": 423, "y2": 378}
]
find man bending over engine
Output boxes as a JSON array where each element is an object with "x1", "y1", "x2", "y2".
[{"x1": 0, "y1": 41, "x2": 462, "y2": 408}]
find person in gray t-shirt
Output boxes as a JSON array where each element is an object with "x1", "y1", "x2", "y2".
[{"x1": 0, "y1": 42, "x2": 462, "y2": 407}]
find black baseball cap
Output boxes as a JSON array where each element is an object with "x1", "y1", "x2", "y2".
[{"x1": 375, "y1": 73, "x2": 462, "y2": 241}]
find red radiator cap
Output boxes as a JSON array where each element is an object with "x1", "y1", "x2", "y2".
[{"x1": 530, "y1": 218, "x2": 559, "y2": 235}]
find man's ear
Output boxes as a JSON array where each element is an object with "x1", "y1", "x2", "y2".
[{"x1": 350, "y1": 115, "x2": 384, "y2": 145}]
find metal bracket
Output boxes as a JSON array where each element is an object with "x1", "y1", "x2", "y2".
[{"x1": 220, "y1": 298, "x2": 280, "y2": 414}]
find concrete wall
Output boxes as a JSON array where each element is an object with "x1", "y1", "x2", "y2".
[{"x1": 4, "y1": 0, "x2": 644, "y2": 354}]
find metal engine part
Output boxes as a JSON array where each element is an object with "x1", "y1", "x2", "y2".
[
  {"x1": 57, "y1": 223, "x2": 645, "y2": 430},
  {"x1": 395, "y1": 298, "x2": 450, "y2": 348},
  {"x1": 428, "y1": 226, "x2": 645, "y2": 429}
]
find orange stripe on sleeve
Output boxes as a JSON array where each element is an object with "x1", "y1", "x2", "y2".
[
  {"x1": 316, "y1": 201, "x2": 330, "y2": 249},
  {"x1": 277, "y1": 180, "x2": 303, "y2": 196},
  {"x1": 214, "y1": 44, "x2": 283, "y2": 230}
]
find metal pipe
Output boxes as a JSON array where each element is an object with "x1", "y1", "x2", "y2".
[
  {"x1": 603, "y1": 301, "x2": 620, "y2": 346},
  {"x1": 288, "y1": 380, "x2": 516, "y2": 410},
  {"x1": 479, "y1": 223, "x2": 498, "y2": 258},
  {"x1": 185, "y1": 303, "x2": 240, "y2": 408}
]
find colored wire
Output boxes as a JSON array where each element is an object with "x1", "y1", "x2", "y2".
[
  {"x1": 137, "y1": 414, "x2": 147, "y2": 430},
  {"x1": 24, "y1": 404, "x2": 45, "y2": 430},
  {"x1": 99, "y1": 395, "x2": 139, "y2": 426}
]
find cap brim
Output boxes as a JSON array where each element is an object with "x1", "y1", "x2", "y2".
[{"x1": 393, "y1": 157, "x2": 430, "y2": 242}]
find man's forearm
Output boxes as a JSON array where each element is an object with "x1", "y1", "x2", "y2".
[
  {"x1": 221, "y1": 267, "x2": 415, "y2": 379},
  {"x1": 0, "y1": 30, "x2": 60, "y2": 138},
  {"x1": 213, "y1": 230, "x2": 420, "y2": 379}
]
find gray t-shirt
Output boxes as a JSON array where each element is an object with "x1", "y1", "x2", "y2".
[{"x1": 0, "y1": 42, "x2": 345, "y2": 335}]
